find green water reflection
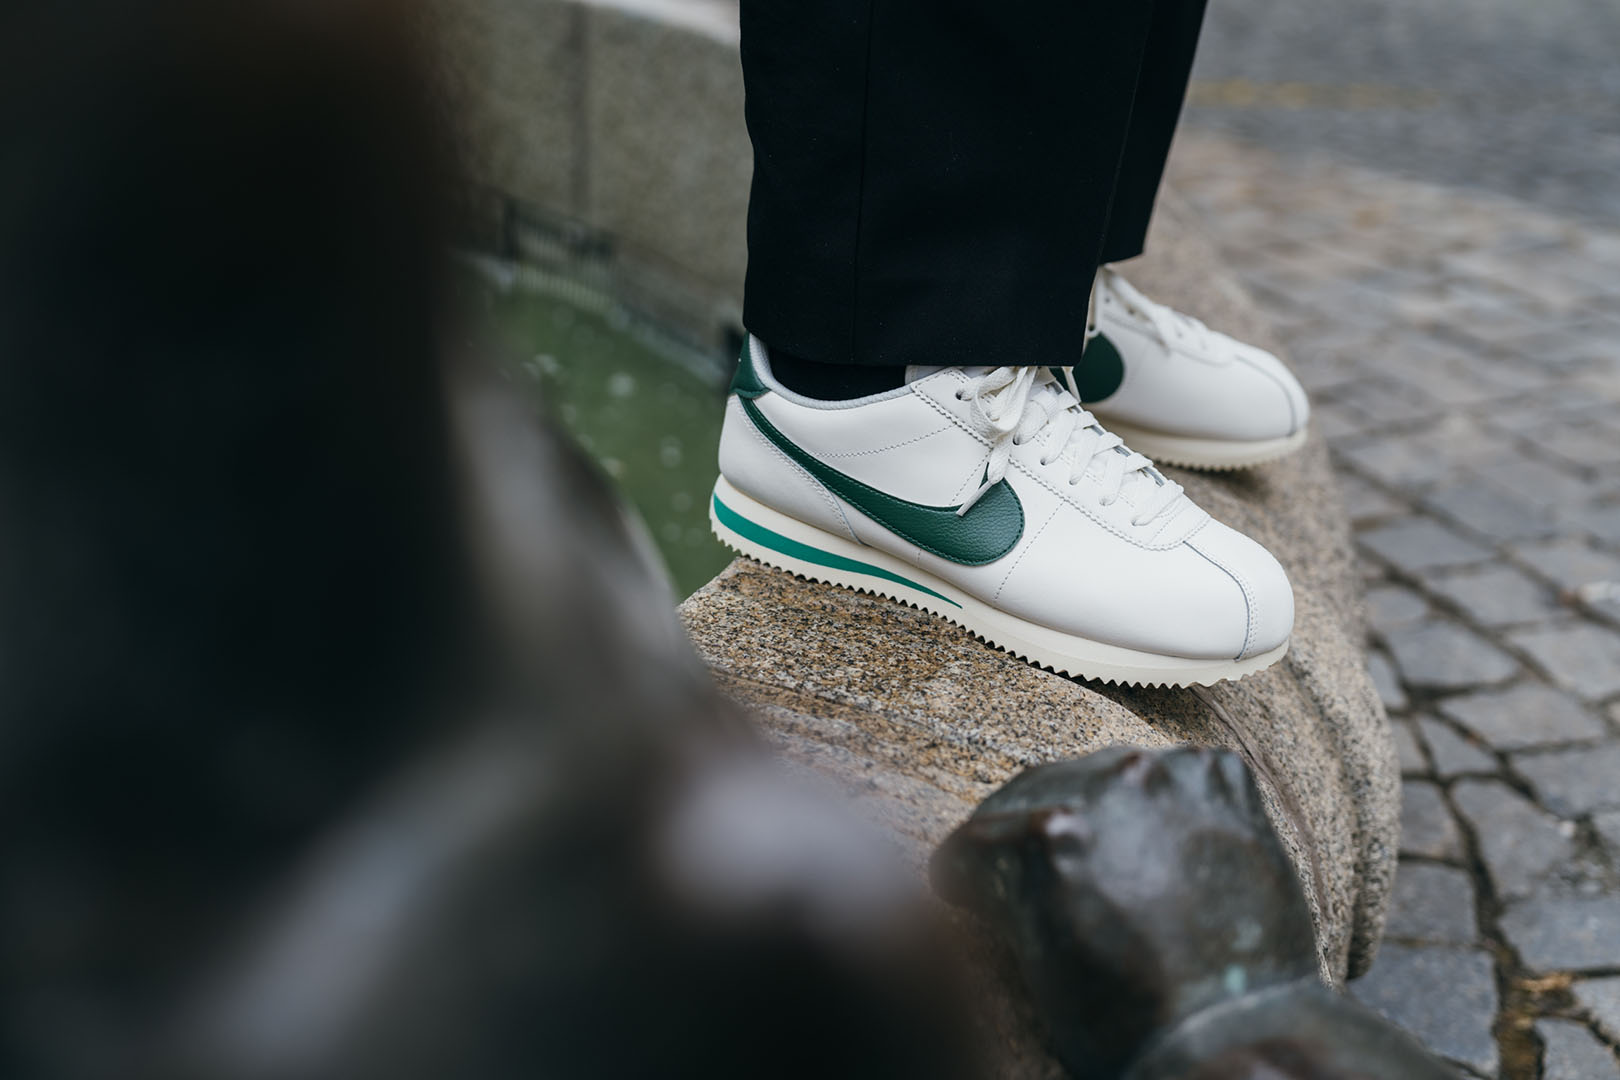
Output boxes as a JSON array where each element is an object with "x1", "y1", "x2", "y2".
[{"x1": 468, "y1": 265, "x2": 734, "y2": 598}]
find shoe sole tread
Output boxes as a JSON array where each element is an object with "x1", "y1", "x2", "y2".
[{"x1": 709, "y1": 476, "x2": 1286, "y2": 689}]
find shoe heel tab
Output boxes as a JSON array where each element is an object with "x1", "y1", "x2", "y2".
[{"x1": 730, "y1": 336, "x2": 769, "y2": 399}]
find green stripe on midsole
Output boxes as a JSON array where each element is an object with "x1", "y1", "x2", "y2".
[{"x1": 712, "y1": 492, "x2": 962, "y2": 609}]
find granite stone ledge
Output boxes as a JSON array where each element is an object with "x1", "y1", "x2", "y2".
[{"x1": 682, "y1": 200, "x2": 1399, "y2": 997}]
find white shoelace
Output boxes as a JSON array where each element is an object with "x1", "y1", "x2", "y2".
[
  {"x1": 1096, "y1": 266, "x2": 1215, "y2": 353},
  {"x1": 1054, "y1": 267, "x2": 1221, "y2": 404},
  {"x1": 954, "y1": 366, "x2": 1182, "y2": 526}
]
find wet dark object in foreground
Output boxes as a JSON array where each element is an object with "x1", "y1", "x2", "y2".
[
  {"x1": 936, "y1": 748, "x2": 1452, "y2": 1080},
  {"x1": 0, "y1": 2, "x2": 970, "y2": 1077}
]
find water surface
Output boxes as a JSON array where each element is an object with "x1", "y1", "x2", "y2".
[{"x1": 465, "y1": 262, "x2": 734, "y2": 598}]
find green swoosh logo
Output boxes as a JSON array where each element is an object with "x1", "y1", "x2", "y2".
[
  {"x1": 740, "y1": 397, "x2": 1023, "y2": 566},
  {"x1": 1049, "y1": 333, "x2": 1125, "y2": 405},
  {"x1": 1078, "y1": 333, "x2": 1126, "y2": 403}
]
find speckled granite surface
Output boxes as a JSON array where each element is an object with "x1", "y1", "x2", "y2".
[{"x1": 680, "y1": 200, "x2": 1398, "y2": 994}]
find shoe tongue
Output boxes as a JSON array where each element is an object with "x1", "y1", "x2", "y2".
[{"x1": 904, "y1": 364, "x2": 994, "y2": 385}]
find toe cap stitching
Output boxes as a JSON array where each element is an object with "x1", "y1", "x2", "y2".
[
  {"x1": 1230, "y1": 349, "x2": 1304, "y2": 434},
  {"x1": 1185, "y1": 536, "x2": 1259, "y2": 661}
]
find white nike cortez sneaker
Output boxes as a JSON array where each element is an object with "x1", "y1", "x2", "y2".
[
  {"x1": 1059, "y1": 267, "x2": 1310, "y2": 471},
  {"x1": 709, "y1": 336, "x2": 1294, "y2": 687}
]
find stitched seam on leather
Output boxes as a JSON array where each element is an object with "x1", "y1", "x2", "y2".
[
  {"x1": 748, "y1": 393, "x2": 1020, "y2": 564},
  {"x1": 1017, "y1": 458, "x2": 1185, "y2": 550},
  {"x1": 1148, "y1": 501, "x2": 1205, "y2": 545},
  {"x1": 740, "y1": 404, "x2": 858, "y2": 542},
  {"x1": 886, "y1": 495, "x2": 1021, "y2": 563},
  {"x1": 893, "y1": 488, "x2": 1022, "y2": 563},
  {"x1": 994, "y1": 504, "x2": 1061, "y2": 603},
  {"x1": 1187, "y1": 536, "x2": 1258, "y2": 660},
  {"x1": 950, "y1": 460, "x2": 980, "y2": 504},
  {"x1": 911, "y1": 380, "x2": 1009, "y2": 511},
  {"x1": 1105, "y1": 310, "x2": 1230, "y2": 366},
  {"x1": 1180, "y1": 516, "x2": 1213, "y2": 545},
  {"x1": 814, "y1": 423, "x2": 956, "y2": 458},
  {"x1": 909, "y1": 381, "x2": 993, "y2": 450},
  {"x1": 914, "y1": 375, "x2": 1200, "y2": 551},
  {"x1": 1229, "y1": 350, "x2": 1300, "y2": 431},
  {"x1": 914, "y1": 380, "x2": 1182, "y2": 551}
]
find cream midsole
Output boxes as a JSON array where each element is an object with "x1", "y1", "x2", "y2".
[
  {"x1": 709, "y1": 475, "x2": 1286, "y2": 687},
  {"x1": 1095, "y1": 419, "x2": 1309, "y2": 470}
]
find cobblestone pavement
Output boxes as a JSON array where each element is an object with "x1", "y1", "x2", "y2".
[
  {"x1": 1190, "y1": 0, "x2": 1620, "y2": 227},
  {"x1": 1165, "y1": 130, "x2": 1620, "y2": 1079}
]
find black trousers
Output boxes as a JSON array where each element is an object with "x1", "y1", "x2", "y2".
[{"x1": 741, "y1": 0, "x2": 1209, "y2": 369}]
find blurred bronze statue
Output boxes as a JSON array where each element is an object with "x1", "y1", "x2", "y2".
[
  {"x1": 935, "y1": 749, "x2": 1451, "y2": 1080},
  {"x1": 0, "y1": 1, "x2": 1447, "y2": 1078}
]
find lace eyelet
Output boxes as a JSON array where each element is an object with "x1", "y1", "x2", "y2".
[{"x1": 954, "y1": 390, "x2": 966, "y2": 401}]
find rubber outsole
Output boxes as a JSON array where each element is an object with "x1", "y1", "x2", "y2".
[
  {"x1": 708, "y1": 476, "x2": 1287, "y2": 689},
  {"x1": 1091, "y1": 420, "x2": 1309, "y2": 472}
]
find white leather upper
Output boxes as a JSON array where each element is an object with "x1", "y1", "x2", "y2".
[
  {"x1": 718, "y1": 342, "x2": 1295, "y2": 662},
  {"x1": 1087, "y1": 279, "x2": 1311, "y2": 442}
]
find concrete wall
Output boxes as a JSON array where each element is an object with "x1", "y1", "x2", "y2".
[{"x1": 433, "y1": 0, "x2": 749, "y2": 349}]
